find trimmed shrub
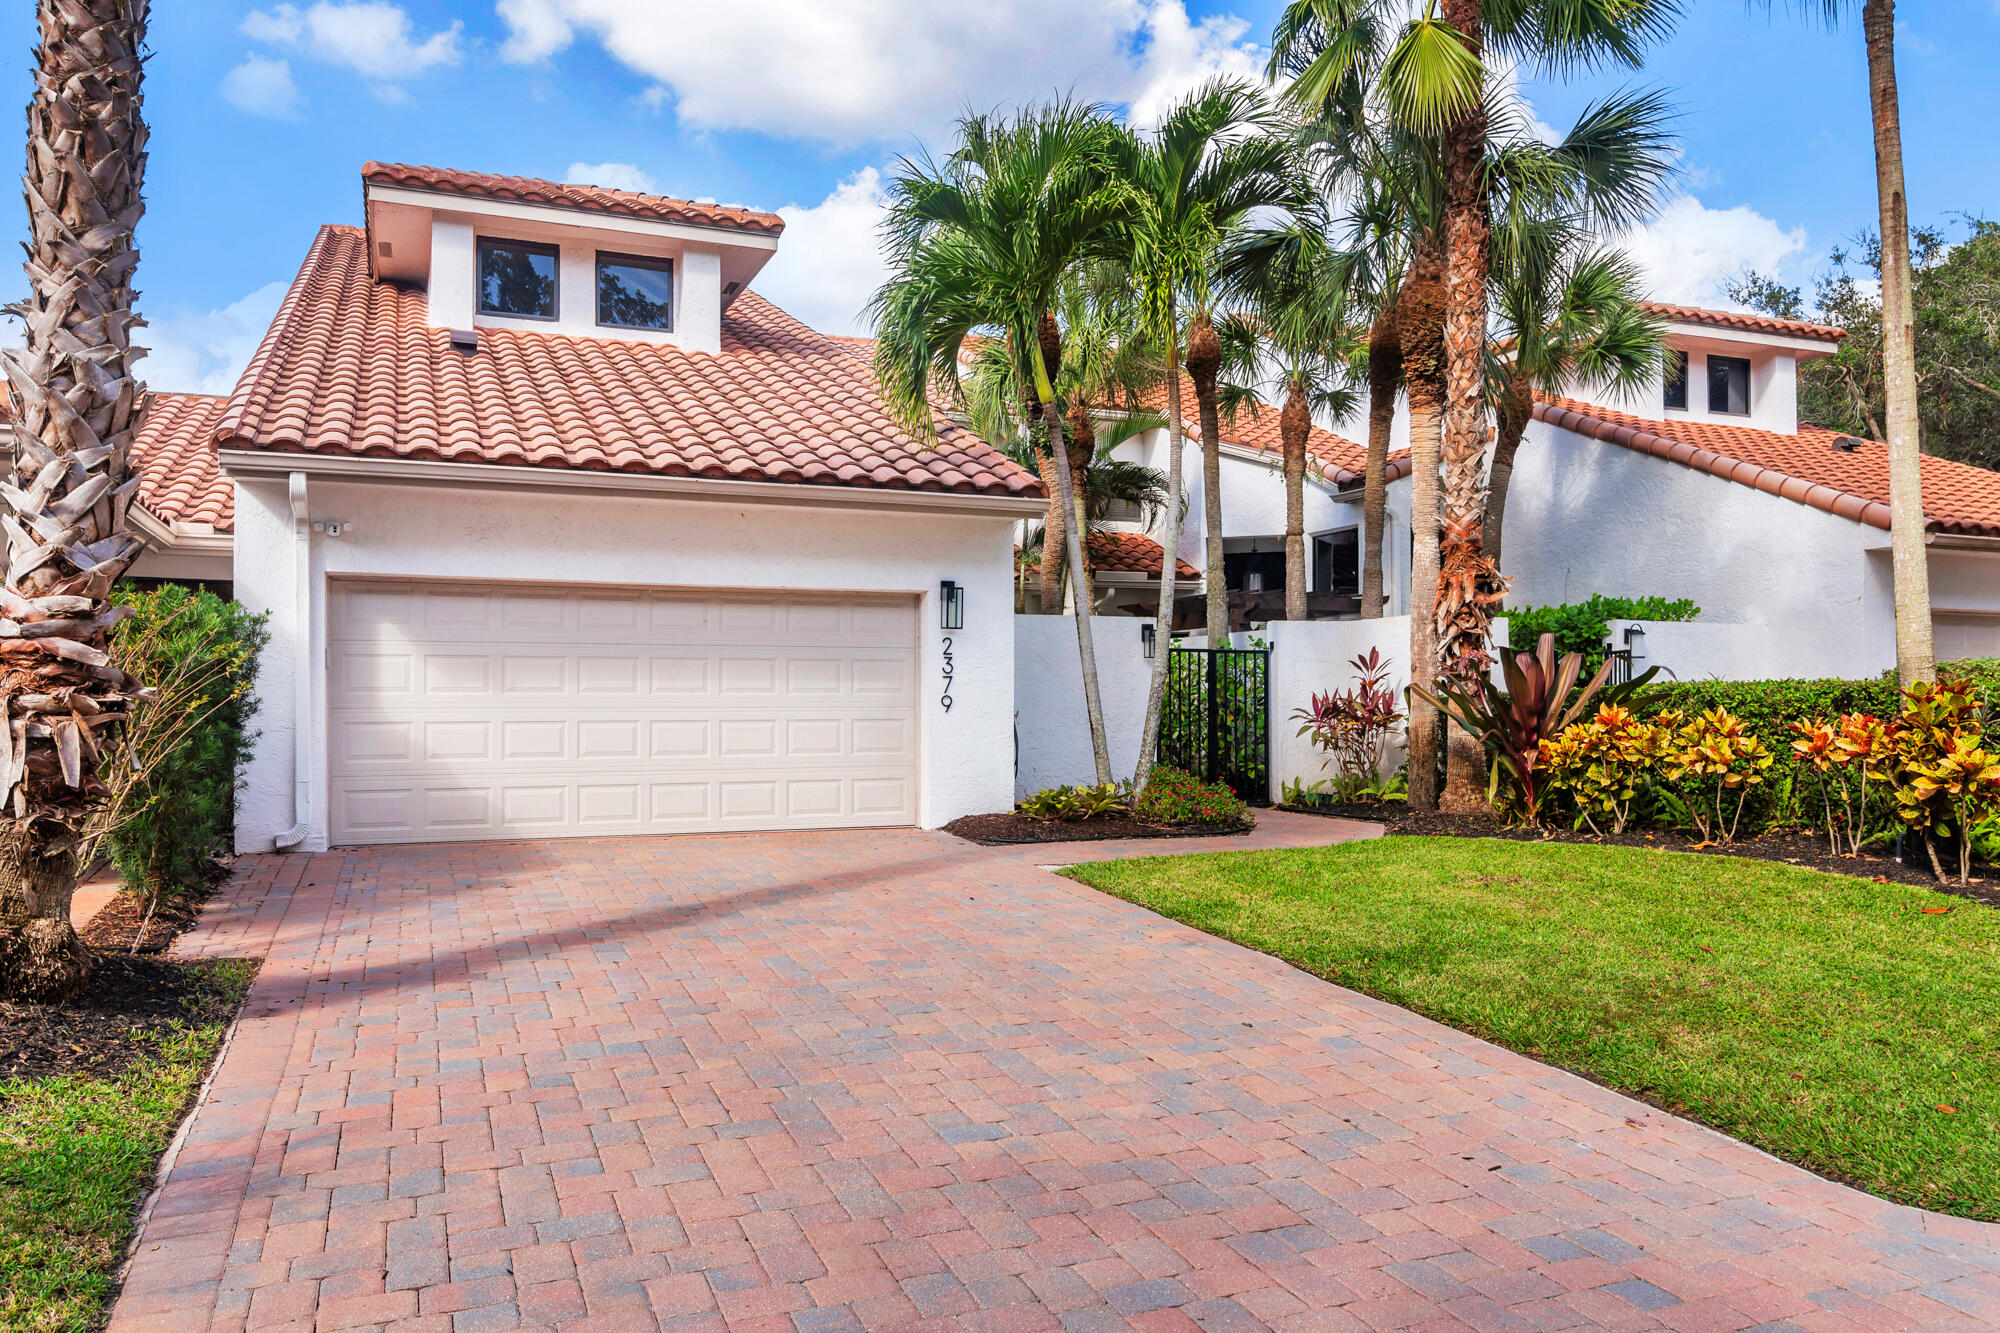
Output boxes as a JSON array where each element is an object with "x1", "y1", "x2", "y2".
[
  {"x1": 1506, "y1": 594, "x2": 1700, "y2": 668},
  {"x1": 1134, "y1": 766, "x2": 1252, "y2": 827},
  {"x1": 91, "y1": 585, "x2": 268, "y2": 902}
]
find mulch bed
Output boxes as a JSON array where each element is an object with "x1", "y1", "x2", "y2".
[
  {"x1": 1385, "y1": 808, "x2": 1999, "y2": 906},
  {"x1": 0, "y1": 953, "x2": 255, "y2": 1084},
  {"x1": 945, "y1": 811, "x2": 1254, "y2": 846},
  {"x1": 76, "y1": 858, "x2": 231, "y2": 955},
  {"x1": 1281, "y1": 799, "x2": 1403, "y2": 823}
]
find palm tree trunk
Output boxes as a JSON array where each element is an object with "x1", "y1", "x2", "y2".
[
  {"x1": 1482, "y1": 373, "x2": 1533, "y2": 571},
  {"x1": 0, "y1": 0, "x2": 153, "y2": 1002},
  {"x1": 1035, "y1": 449, "x2": 1066, "y2": 614},
  {"x1": 1282, "y1": 382, "x2": 1310, "y2": 621},
  {"x1": 1437, "y1": 0, "x2": 1497, "y2": 816},
  {"x1": 1068, "y1": 405, "x2": 1095, "y2": 611},
  {"x1": 1134, "y1": 319, "x2": 1187, "y2": 791},
  {"x1": 1400, "y1": 245, "x2": 1447, "y2": 811},
  {"x1": 1863, "y1": 0, "x2": 1935, "y2": 686},
  {"x1": 1186, "y1": 312, "x2": 1228, "y2": 643},
  {"x1": 1360, "y1": 303, "x2": 1399, "y2": 620}
]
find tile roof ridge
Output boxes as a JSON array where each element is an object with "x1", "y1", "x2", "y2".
[
  {"x1": 1531, "y1": 394, "x2": 1894, "y2": 532},
  {"x1": 214, "y1": 223, "x2": 351, "y2": 448},
  {"x1": 1637, "y1": 300, "x2": 1846, "y2": 342},
  {"x1": 361, "y1": 162, "x2": 786, "y2": 235}
]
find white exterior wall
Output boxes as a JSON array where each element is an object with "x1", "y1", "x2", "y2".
[
  {"x1": 232, "y1": 477, "x2": 1019, "y2": 851},
  {"x1": 1499, "y1": 420, "x2": 1891, "y2": 679},
  {"x1": 1013, "y1": 615, "x2": 1153, "y2": 796},
  {"x1": 1265, "y1": 616, "x2": 1413, "y2": 802}
]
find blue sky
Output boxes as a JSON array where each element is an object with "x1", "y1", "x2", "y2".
[{"x1": 1, "y1": 0, "x2": 1994, "y2": 395}]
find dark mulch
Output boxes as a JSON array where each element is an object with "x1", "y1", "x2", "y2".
[
  {"x1": 1385, "y1": 808, "x2": 1999, "y2": 906},
  {"x1": 76, "y1": 858, "x2": 230, "y2": 955},
  {"x1": 945, "y1": 811, "x2": 1254, "y2": 846},
  {"x1": 0, "y1": 953, "x2": 256, "y2": 1084},
  {"x1": 1281, "y1": 799, "x2": 1404, "y2": 823}
]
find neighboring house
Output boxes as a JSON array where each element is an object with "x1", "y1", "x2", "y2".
[
  {"x1": 1499, "y1": 304, "x2": 2000, "y2": 676},
  {"x1": 1080, "y1": 303, "x2": 2000, "y2": 676},
  {"x1": 133, "y1": 163, "x2": 1045, "y2": 851}
]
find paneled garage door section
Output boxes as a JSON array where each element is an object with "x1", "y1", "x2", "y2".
[{"x1": 328, "y1": 582, "x2": 920, "y2": 844}]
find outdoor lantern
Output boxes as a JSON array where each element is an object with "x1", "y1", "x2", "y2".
[
  {"x1": 939, "y1": 579, "x2": 964, "y2": 631},
  {"x1": 1141, "y1": 622, "x2": 1156, "y2": 659},
  {"x1": 1623, "y1": 622, "x2": 1646, "y2": 665}
]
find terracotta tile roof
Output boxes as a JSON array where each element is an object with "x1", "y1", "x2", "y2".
[
  {"x1": 1639, "y1": 301, "x2": 1845, "y2": 344},
  {"x1": 134, "y1": 392, "x2": 234, "y2": 532},
  {"x1": 1535, "y1": 395, "x2": 2000, "y2": 538},
  {"x1": 1141, "y1": 377, "x2": 1370, "y2": 484},
  {"x1": 4, "y1": 390, "x2": 234, "y2": 535},
  {"x1": 1088, "y1": 530, "x2": 1200, "y2": 579},
  {"x1": 217, "y1": 225, "x2": 1041, "y2": 500},
  {"x1": 362, "y1": 162, "x2": 785, "y2": 236}
]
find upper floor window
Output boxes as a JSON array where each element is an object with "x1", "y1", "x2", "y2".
[
  {"x1": 597, "y1": 252, "x2": 674, "y2": 331},
  {"x1": 478, "y1": 237, "x2": 558, "y2": 320},
  {"x1": 1707, "y1": 355, "x2": 1751, "y2": 415},
  {"x1": 1662, "y1": 349, "x2": 1688, "y2": 411}
]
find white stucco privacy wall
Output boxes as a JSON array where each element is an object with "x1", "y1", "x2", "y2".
[
  {"x1": 1013, "y1": 615, "x2": 1154, "y2": 797},
  {"x1": 1499, "y1": 420, "x2": 1892, "y2": 680},
  {"x1": 232, "y1": 475, "x2": 1020, "y2": 851},
  {"x1": 1264, "y1": 617, "x2": 1413, "y2": 802}
]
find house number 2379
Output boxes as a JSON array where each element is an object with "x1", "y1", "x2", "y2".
[{"x1": 940, "y1": 636, "x2": 955, "y2": 712}]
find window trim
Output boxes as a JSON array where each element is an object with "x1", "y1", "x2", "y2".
[
  {"x1": 1706, "y1": 353, "x2": 1752, "y2": 416},
  {"x1": 1662, "y1": 348, "x2": 1688, "y2": 411},
  {"x1": 595, "y1": 250, "x2": 676, "y2": 332},
  {"x1": 476, "y1": 235, "x2": 561, "y2": 322},
  {"x1": 1312, "y1": 524, "x2": 1361, "y2": 598}
]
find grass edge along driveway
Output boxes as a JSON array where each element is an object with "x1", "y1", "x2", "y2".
[
  {"x1": 0, "y1": 958, "x2": 254, "y2": 1333},
  {"x1": 1065, "y1": 836, "x2": 1998, "y2": 1221}
]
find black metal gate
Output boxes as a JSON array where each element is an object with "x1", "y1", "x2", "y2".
[{"x1": 1157, "y1": 646, "x2": 1271, "y2": 804}]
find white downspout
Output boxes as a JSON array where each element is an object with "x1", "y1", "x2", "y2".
[{"x1": 273, "y1": 471, "x2": 312, "y2": 850}]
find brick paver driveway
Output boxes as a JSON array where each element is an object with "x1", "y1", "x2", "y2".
[{"x1": 113, "y1": 821, "x2": 2000, "y2": 1332}]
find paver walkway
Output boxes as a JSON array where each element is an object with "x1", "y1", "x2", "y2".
[{"x1": 111, "y1": 822, "x2": 2000, "y2": 1332}]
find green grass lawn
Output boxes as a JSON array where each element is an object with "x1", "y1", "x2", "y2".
[
  {"x1": 1067, "y1": 837, "x2": 2000, "y2": 1220},
  {"x1": 0, "y1": 959, "x2": 253, "y2": 1333}
]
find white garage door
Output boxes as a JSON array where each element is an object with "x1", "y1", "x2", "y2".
[
  {"x1": 1935, "y1": 613, "x2": 2000, "y2": 662},
  {"x1": 328, "y1": 581, "x2": 920, "y2": 845}
]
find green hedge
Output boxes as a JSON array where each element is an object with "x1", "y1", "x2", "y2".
[
  {"x1": 1507, "y1": 594, "x2": 1700, "y2": 667},
  {"x1": 98, "y1": 585, "x2": 268, "y2": 900}
]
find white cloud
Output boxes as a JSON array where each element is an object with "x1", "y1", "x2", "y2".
[
  {"x1": 753, "y1": 168, "x2": 891, "y2": 337},
  {"x1": 1622, "y1": 194, "x2": 1810, "y2": 306},
  {"x1": 565, "y1": 161, "x2": 654, "y2": 193},
  {"x1": 220, "y1": 54, "x2": 302, "y2": 119},
  {"x1": 241, "y1": 3, "x2": 461, "y2": 86},
  {"x1": 1123, "y1": 5, "x2": 1263, "y2": 130},
  {"x1": 137, "y1": 281, "x2": 290, "y2": 396},
  {"x1": 496, "y1": 0, "x2": 1271, "y2": 146}
]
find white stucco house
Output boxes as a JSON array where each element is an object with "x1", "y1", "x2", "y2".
[
  {"x1": 120, "y1": 163, "x2": 1045, "y2": 852},
  {"x1": 1045, "y1": 303, "x2": 2000, "y2": 679}
]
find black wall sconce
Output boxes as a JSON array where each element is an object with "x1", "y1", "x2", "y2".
[
  {"x1": 939, "y1": 579, "x2": 964, "y2": 631},
  {"x1": 1141, "y1": 622, "x2": 1156, "y2": 659}
]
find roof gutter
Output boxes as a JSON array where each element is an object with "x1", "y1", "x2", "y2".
[
  {"x1": 272, "y1": 471, "x2": 313, "y2": 852},
  {"x1": 218, "y1": 448, "x2": 1049, "y2": 520}
]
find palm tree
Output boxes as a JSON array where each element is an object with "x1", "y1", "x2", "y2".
[
  {"x1": 965, "y1": 263, "x2": 1161, "y2": 614},
  {"x1": 1758, "y1": 0, "x2": 1932, "y2": 684},
  {"x1": 1117, "y1": 79, "x2": 1304, "y2": 789},
  {"x1": 1484, "y1": 237, "x2": 1661, "y2": 568},
  {"x1": 0, "y1": 0, "x2": 154, "y2": 1001},
  {"x1": 1270, "y1": 0, "x2": 1676, "y2": 811},
  {"x1": 1218, "y1": 228, "x2": 1363, "y2": 621},
  {"x1": 872, "y1": 99, "x2": 1134, "y2": 783}
]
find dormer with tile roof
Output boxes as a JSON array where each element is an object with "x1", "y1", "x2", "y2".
[
  {"x1": 361, "y1": 163, "x2": 786, "y2": 356},
  {"x1": 1566, "y1": 301, "x2": 1846, "y2": 436}
]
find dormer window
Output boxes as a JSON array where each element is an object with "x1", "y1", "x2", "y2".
[
  {"x1": 1707, "y1": 355, "x2": 1751, "y2": 415},
  {"x1": 477, "y1": 237, "x2": 558, "y2": 320},
  {"x1": 596, "y1": 252, "x2": 674, "y2": 331},
  {"x1": 1662, "y1": 349, "x2": 1688, "y2": 411}
]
